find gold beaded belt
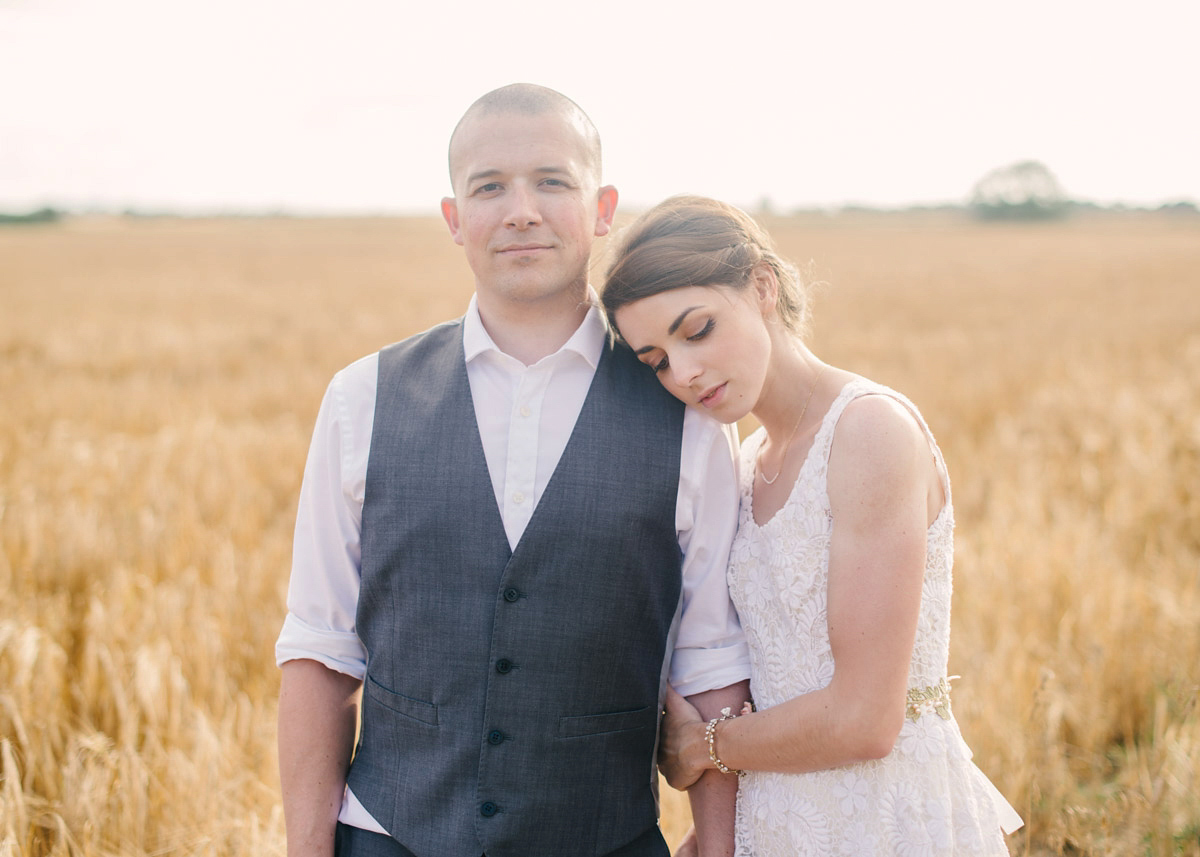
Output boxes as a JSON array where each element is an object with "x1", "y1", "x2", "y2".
[{"x1": 905, "y1": 676, "x2": 957, "y2": 722}]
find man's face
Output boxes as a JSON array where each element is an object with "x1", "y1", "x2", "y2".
[{"x1": 441, "y1": 110, "x2": 616, "y2": 308}]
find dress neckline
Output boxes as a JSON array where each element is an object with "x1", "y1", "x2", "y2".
[
  {"x1": 742, "y1": 376, "x2": 954, "y2": 534},
  {"x1": 745, "y1": 378, "x2": 858, "y2": 529}
]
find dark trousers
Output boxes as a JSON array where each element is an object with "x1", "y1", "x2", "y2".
[{"x1": 333, "y1": 821, "x2": 669, "y2": 857}]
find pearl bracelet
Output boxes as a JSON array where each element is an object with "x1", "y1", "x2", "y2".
[{"x1": 705, "y1": 706, "x2": 743, "y2": 776}]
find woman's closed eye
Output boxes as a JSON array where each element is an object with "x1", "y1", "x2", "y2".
[
  {"x1": 643, "y1": 319, "x2": 714, "y2": 373},
  {"x1": 687, "y1": 319, "x2": 715, "y2": 341}
]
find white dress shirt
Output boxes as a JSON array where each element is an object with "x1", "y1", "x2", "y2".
[{"x1": 276, "y1": 296, "x2": 750, "y2": 833}]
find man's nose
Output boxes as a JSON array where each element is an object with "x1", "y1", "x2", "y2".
[{"x1": 505, "y1": 184, "x2": 543, "y2": 229}]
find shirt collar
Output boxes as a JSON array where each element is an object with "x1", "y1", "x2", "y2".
[{"x1": 462, "y1": 290, "x2": 609, "y2": 370}]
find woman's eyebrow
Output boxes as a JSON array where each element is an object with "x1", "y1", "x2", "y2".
[
  {"x1": 633, "y1": 306, "x2": 703, "y2": 355},
  {"x1": 668, "y1": 306, "x2": 701, "y2": 335}
]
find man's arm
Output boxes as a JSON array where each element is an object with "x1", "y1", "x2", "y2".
[
  {"x1": 671, "y1": 413, "x2": 752, "y2": 857},
  {"x1": 278, "y1": 659, "x2": 362, "y2": 857},
  {"x1": 683, "y1": 680, "x2": 752, "y2": 857}
]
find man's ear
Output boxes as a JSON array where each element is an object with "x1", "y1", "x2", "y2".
[
  {"x1": 593, "y1": 185, "x2": 619, "y2": 237},
  {"x1": 441, "y1": 197, "x2": 464, "y2": 246}
]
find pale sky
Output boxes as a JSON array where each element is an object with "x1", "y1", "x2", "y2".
[{"x1": 2, "y1": 0, "x2": 1197, "y2": 214}]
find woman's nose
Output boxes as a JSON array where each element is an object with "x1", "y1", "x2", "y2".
[{"x1": 670, "y1": 355, "x2": 702, "y2": 388}]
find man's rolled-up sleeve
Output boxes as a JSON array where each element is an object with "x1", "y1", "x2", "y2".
[
  {"x1": 275, "y1": 367, "x2": 370, "y2": 680},
  {"x1": 671, "y1": 409, "x2": 751, "y2": 698}
]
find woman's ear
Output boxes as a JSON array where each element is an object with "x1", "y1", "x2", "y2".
[{"x1": 749, "y1": 263, "x2": 779, "y2": 316}]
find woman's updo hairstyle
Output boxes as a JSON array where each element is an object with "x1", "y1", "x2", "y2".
[{"x1": 602, "y1": 195, "x2": 810, "y2": 337}]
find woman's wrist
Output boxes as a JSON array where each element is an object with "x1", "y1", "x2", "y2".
[
  {"x1": 687, "y1": 720, "x2": 714, "y2": 778},
  {"x1": 704, "y1": 707, "x2": 744, "y2": 776}
]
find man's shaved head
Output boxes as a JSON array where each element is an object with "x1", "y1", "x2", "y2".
[{"x1": 447, "y1": 83, "x2": 603, "y2": 189}]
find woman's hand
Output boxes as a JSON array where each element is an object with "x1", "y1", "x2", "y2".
[{"x1": 658, "y1": 685, "x2": 709, "y2": 790}]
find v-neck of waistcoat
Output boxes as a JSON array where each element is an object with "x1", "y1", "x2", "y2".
[{"x1": 454, "y1": 328, "x2": 612, "y2": 563}]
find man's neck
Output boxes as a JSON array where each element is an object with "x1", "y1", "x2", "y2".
[{"x1": 475, "y1": 288, "x2": 593, "y2": 366}]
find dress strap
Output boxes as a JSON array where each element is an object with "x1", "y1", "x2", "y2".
[{"x1": 817, "y1": 378, "x2": 952, "y2": 507}]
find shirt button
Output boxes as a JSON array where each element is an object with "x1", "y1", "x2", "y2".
[
  {"x1": 503, "y1": 588, "x2": 520, "y2": 603},
  {"x1": 496, "y1": 658, "x2": 513, "y2": 674},
  {"x1": 487, "y1": 730, "x2": 505, "y2": 745},
  {"x1": 512, "y1": 491, "x2": 525, "y2": 505},
  {"x1": 480, "y1": 801, "x2": 498, "y2": 817},
  {"x1": 519, "y1": 405, "x2": 531, "y2": 417}
]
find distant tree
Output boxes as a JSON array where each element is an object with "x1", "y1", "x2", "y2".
[
  {"x1": 970, "y1": 160, "x2": 1068, "y2": 221},
  {"x1": 1158, "y1": 200, "x2": 1199, "y2": 216},
  {"x1": 0, "y1": 207, "x2": 62, "y2": 225}
]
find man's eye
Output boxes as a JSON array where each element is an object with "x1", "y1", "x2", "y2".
[{"x1": 474, "y1": 182, "x2": 502, "y2": 194}]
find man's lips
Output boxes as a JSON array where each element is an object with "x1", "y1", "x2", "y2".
[{"x1": 496, "y1": 243, "x2": 552, "y2": 254}]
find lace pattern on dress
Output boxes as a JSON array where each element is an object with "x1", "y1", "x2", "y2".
[{"x1": 728, "y1": 377, "x2": 1020, "y2": 856}]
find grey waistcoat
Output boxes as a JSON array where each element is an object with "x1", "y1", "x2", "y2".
[{"x1": 348, "y1": 319, "x2": 685, "y2": 857}]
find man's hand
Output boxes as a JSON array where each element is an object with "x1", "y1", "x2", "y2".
[{"x1": 659, "y1": 685, "x2": 708, "y2": 790}]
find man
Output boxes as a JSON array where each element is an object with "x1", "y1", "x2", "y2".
[{"x1": 276, "y1": 83, "x2": 751, "y2": 857}]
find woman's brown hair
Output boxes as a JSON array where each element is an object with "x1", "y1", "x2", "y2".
[{"x1": 602, "y1": 195, "x2": 810, "y2": 337}]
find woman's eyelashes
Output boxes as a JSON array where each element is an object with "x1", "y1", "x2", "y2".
[{"x1": 687, "y1": 318, "x2": 715, "y2": 341}]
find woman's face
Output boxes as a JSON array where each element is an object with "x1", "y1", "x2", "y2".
[{"x1": 614, "y1": 282, "x2": 774, "y2": 424}]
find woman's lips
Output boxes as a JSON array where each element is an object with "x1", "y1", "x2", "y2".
[{"x1": 699, "y1": 383, "x2": 726, "y2": 409}]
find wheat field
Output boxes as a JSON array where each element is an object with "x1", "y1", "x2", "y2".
[{"x1": 1, "y1": 211, "x2": 1197, "y2": 856}]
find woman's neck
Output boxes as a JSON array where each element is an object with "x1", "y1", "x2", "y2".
[{"x1": 754, "y1": 337, "x2": 824, "y2": 443}]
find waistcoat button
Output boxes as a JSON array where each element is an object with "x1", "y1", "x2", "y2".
[
  {"x1": 503, "y1": 588, "x2": 520, "y2": 602},
  {"x1": 487, "y1": 730, "x2": 505, "y2": 745},
  {"x1": 480, "y1": 801, "x2": 498, "y2": 817},
  {"x1": 496, "y1": 658, "x2": 513, "y2": 674}
]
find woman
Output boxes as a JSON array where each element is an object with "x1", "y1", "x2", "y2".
[{"x1": 602, "y1": 196, "x2": 1021, "y2": 856}]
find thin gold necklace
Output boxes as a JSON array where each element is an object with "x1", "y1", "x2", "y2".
[{"x1": 757, "y1": 364, "x2": 826, "y2": 485}]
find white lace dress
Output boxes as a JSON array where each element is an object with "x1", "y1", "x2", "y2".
[{"x1": 729, "y1": 378, "x2": 1021, "y2": 857}]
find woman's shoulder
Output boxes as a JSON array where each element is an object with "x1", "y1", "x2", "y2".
[
  {"x1": 829, "y1": 375, "x2": 926, "y2": 435},
  {"x1": 826, "y1": 377, "x2": 932, "y2": 474},
  {"x1": 824, "y1": 375, "x2": 950, "y2": 516}
]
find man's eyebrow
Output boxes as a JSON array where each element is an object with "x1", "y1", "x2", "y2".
[
  {"x1": 465, "y1": 169, "x2": 501, "y2": 186},
  {"x1": 632, "y1": 306, "x2": 701, "y2": 355},
  {"x1": 464, "y1": 166, "x2": 575, "y2": 188}
]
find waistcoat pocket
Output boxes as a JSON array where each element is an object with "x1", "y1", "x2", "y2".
[
  {"x1": 364, "y1": 675, "x2": 439, "y2": 726},
  {"x1": 557, "y1": 705, "x2": 656, "y2": 739}
]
